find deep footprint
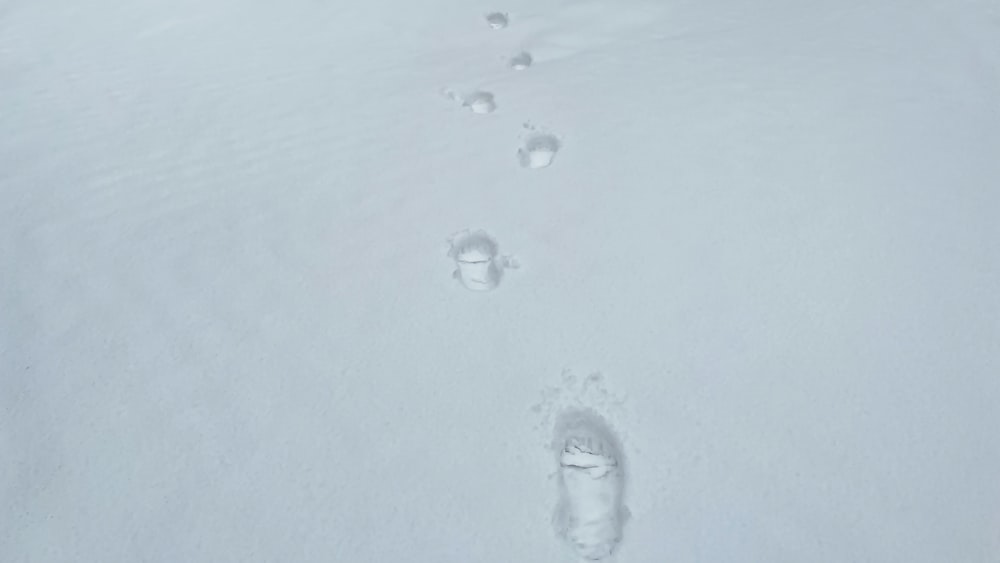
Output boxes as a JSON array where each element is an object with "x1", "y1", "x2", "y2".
[{"x1": 552, "y1": 408, "x2": 628, "y2": 561}]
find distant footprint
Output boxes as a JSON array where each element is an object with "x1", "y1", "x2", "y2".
[
  {"x1": 464, "y1": 91, "x2": 497, "y2": 114},
  {"x1": 518, "y1": 133, "x2": 560, "y2": 169},
  {"x1": 508, "y1": 51, "x2": 533, "y2": 70},
  {"x1": 443, "y1": 89, "x2": 497, "y2": 114},
  {"x1": 552, "y1": 408, "x2": 629, "y2": 560},
  {"x1": 485, "y1": 12, "x2": 509, "y2": 29}
]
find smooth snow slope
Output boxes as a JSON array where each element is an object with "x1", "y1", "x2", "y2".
[{"x1": 3, "y1": 0, "x2": 999, "y2": 561}]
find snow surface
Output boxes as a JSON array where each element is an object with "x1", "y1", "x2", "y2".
[{"x1": 3, "y1": 0, "x2": 1000, "y2": 561}]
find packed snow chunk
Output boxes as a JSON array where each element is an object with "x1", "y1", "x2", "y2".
[
  {"x1": 509, "y1": 52, "x2": 533, "y2": 70},
  {"x1": 552, "y1": 408, "x2": 628, "y2": 561},
  {"x1": 518, "y1": 133, "x2": 560, "y2": 169},
  {"x1": 447, "y1": 229, "x2": 517, "y2": 291},
  {"x1": 485, "y1": 12, "x2": 509, "y2": 29},
  {"x1": 464, "y1": 91, "x2": 497, "y2": 114}
]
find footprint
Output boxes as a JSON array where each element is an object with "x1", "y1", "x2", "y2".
[
  {"x1": 446, "y1": 229, "x2": 517, "y2": 291},
  {"x1": 442, "y1": 89, "x2": 497, "y2": 114},
  {"x1": 518, "y1": 133, "x2": 560, "y2": 169},
  {"x1": 464, "y1": 90, "x2": 497, "y2": 114},
  {"x1": 485, "y1": 12, "x2": 509, "y2": 29},
  {"x1": 552, "y1": 408, "x2": 629, "y2": 560},
  {"x1": 509, "y1": 51, "x2": 533, "y2": 70}
]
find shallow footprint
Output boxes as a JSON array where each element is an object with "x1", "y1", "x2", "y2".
[
  {"x1": 485, "y1": 12, "x2": 509, "y2": 29},
  {"x1": 518, "y1": 133, "x2": 560, "y2": 169},
  {"x1": 443, "y1": 89, "x2": 497, "y2": 114},
  {"x1": 464, "y1": 91, "x2": 497, "y2": 114},
  {"x1": 509, "y1": 51, "x2": 533, "y2": 70}
]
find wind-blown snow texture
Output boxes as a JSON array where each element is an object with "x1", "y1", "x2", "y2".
[{"x1": 3, "y1": 0, "x2": 1000, "y2": 562}]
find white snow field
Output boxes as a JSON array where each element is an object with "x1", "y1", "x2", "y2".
[{"x1": 3, "y1": 0, "x2": 999, "y2": 561}]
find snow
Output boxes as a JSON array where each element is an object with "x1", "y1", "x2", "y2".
[{"x1": 3, "y1": 0, "x2": 999, "y2": 561}]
